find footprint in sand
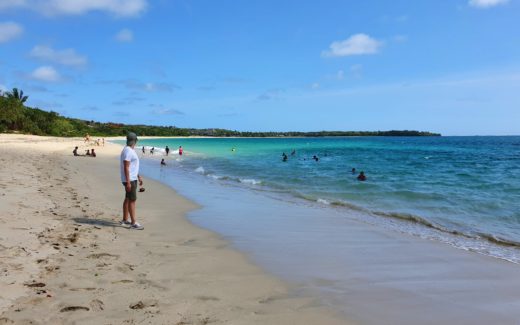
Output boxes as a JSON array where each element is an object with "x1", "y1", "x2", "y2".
[
  {"x1": 45, "y1": 265, "x2": 60, "y2": 273},
  {"x1": 87, "y1": 253, "x2": 119, "y2": 260},
  {"x1": 196, "y1": 296, "x2": 220, "y2": 302},
  {"x1": 89, "y1": 299, "x2": 104, "y2": 311},
  {"x1": 111, "y1": 279, "x2": 134, "y2": 284},
  {"x1": 60, "y1": 306, "x2": 90, "y2": 312},
  {"x1": 129, "y1": 300, "x2": 159, "y2": 311},
  {"x1": 24, "y1": 282, "x2": 46, "y2": 288},
  {"x1": 69, "y1": 287, "x2": 97, "y2": 292},
  {"x1": 116, "y1": 263, "x2": 135, "y2": 273}
]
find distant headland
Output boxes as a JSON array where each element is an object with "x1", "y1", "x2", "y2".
[{"x1": 0, "y1": 88, "x2": 440, "y2": 137}]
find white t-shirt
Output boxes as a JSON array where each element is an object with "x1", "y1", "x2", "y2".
[{"x1": 120, "y1": 146, "x2": 139, "y2": 182}]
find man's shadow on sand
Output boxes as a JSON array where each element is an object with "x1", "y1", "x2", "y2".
[{"x1": 73, "y1": 217, "x2": 123, "y2": 228}]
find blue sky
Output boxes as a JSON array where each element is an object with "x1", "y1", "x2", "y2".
[{"x1": 0, "y1": 0, "x2": 519, "y2": 135}]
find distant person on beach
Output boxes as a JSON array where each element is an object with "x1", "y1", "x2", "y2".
[
  {"x1": 161, "y1": 158, "x2": 166, "y2": 166},
  {"x1": 102, "y1": 138, "x2": 105, "y2": 146},
  {"x1": 86, "y1": 149, "x2": 91, "y2": 156},
  {"x1": 179, "y1": 146, "x2": 183, "y2": 156},
  {"x1": 120, "y1": 132, "x2": 144, "y2": 230},
  {"x1": 357, "y1": 171, "x2": 366, "y2": 181},
  {"x1": 282, "y1": 152, "x2": 288, "y2": 162},
  {"x1": 142, "y1": 146, "x2": 145, "y2": 154},
  {"x1": 73, "y1": 146, "x2": 79, "y2": 156},
  {"x1": 150, "y1": 147, "x2": 155, "y2": 155},
  {"x1": 165, "y1": 146, "x2": 170, "y2": 156},
  {"x1": 84, "y1": 133, "x2": 90, "y2": 143},
  {"x1": 351, "y1": 168, "x2": 356, "y2": 174},
  {"x1": 91, "y1": 149, "x2": 96, "y2": 157}
]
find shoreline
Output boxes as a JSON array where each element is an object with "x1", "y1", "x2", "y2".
[{"x1": 0, "y1": 134, "x2": 346, "y2": 324}]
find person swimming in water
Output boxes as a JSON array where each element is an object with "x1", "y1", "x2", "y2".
[
  {"x1": 291, "y1": 149, "x2": 296, "y2": 156},
  {"x1": 357, "y1": 171, "x2": 366, "y2": 181},
  {"x1": 160, "y1": 158, "x2": 166, "y2": 166},
  {"x1": 312, "y1": 155, "x2": 319, "y2": 162},
  {"x1": 282, "y1": 152, "x2": 288, "y2": 162},
  {"x1": 351, "y1": 168, "x2": 356, "y2": 174}
]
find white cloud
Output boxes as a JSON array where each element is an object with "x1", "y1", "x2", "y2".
[
  {"x1": 115, "y1": 28, "x2": 133, "y2": 42},
  {"x1": 151, "y1": 107, "x2": 185, "y2": 115},
  {"x1": 0, "y1": 0, "x2": 148, "y2": 17},
  {"x1": 29, "y1": 45, "x2": 87, "y2": 67},
  {"x1": 469, "y1": 0, "x2": 509, "y2": 8},
  {"x1": 0, "y1": 21, "x2": 23, "y2": 43},
  {"x1": 121, "y1": 79, "x2": 178, "y2": 92},
  {"x1": 31, "y1": 66, "x2": 61, "y2": 82},
  {"x1": 322, "y1": 33, "x2": 382, "y2": 57}
]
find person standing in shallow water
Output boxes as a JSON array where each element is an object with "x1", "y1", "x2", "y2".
[
  {"x1": 120, "y1": 132, "x2": 144, "y2": 230},
  {"x1": 179, "y1": 146, "x2": 183, "y2": 156},
  {"x1": 165, "y1": 146, "x2": 170, "y2": 156},
  {"x1": 357, "y1": 171, "x2": 366, "y2": 181}
]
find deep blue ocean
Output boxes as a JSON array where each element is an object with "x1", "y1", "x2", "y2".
[{"x1": 127, "y1": 136, "x2": 520, "y2": 263}]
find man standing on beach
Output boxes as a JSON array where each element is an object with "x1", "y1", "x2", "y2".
[{"x1": 120, "y1": 132, "x2": 144, "y2": 230}]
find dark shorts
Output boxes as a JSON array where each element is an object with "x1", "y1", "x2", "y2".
[{"x1": 123, "y1": 180, "x2": 138, "y2": 201}]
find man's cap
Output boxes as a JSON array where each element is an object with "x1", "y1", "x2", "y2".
[{"x1": 126, "y1": 132, "x2": 138, "y2": 145}]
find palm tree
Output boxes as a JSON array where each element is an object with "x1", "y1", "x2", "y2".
[{"x1": 6, "y1": 88, "x2": 28, "y2": 104}]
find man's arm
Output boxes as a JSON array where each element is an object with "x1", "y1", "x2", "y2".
[{"x1": 124, "y1": 160, "x2": 131, "y2": 192}]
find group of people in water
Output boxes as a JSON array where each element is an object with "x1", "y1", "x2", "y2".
[
  {"x1": 281, "y1": 151, "x2": 367, "y2": 181},
  {"x1": 142, "y1": 145, "x2": 183, "y2": 157},
  {"x1": 73, "y1": 146, "x2": 96, "y2": 157},
  {"x1": 142, "y1": 145, "x2": 184, "y2": 167}
]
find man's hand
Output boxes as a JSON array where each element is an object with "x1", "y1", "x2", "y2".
[{"x1": 125, "y1": 181, "x2": 131, "y2": 192}]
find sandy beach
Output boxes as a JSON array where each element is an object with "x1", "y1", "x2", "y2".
[{"x1": 0, "y1": 134, "x2": 346, "y2": 325}]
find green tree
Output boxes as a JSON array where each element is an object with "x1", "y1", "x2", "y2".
[
  {"x1": 0, "y1": 96, "x2": 24, "y2": 131},
  {"x1": 6, "y1": 88, "x2": 28, "y2": 104}
]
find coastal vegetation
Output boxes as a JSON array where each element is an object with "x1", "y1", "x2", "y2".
[{"x1": 0, "y1": 88, "x2": 440, "y2": 137}]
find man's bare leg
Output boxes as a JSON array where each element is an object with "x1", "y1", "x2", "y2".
[
  {"x1": 123, "y1": 198, "x2": 129, "y2": 222},
  {"x1": 129, "y1": 200, "x2": 136, "y2": 224}
]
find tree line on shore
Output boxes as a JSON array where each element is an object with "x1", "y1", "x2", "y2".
[{"x1": 0, "y1": 88, "x2": 441, "y2": 137}]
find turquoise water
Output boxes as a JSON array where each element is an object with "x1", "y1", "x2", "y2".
[{"x1": 131, "y1": 136, "x2": 520, "y2": 262}]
